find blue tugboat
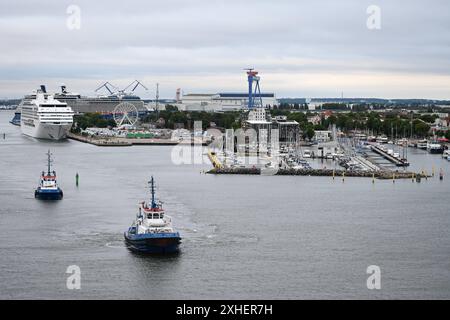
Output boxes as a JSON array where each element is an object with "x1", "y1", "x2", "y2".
[
  {"x1": 124, "y1": 177, "x2": 181, "y2": 253},
  {"x1": 34, "y1": 150, "x2": 63, "y2": 200}
]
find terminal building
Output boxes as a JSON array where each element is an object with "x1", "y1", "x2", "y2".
[
  {"x1": 244, "y1": 108, "x2": 299, "y2": 148},
  {"x1": 176, "y1": 92, "x2": 278, "y2": 112}
]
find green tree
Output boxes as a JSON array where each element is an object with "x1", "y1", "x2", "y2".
[
  {"x1": 165, "y1": 105, "x2": 179, "y2": 112},
  {"x1": 302, "y1": 125, "x2": 315, "y2": 140},
  {"x1": 413, "y1": 120, "x2": 430, "y2": 137}
]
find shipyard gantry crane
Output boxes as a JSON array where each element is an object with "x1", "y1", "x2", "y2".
[{"x1": 244, "y1": 68, "x2": 263, "y2": 109}]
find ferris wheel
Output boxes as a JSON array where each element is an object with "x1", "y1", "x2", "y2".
[{"x1": 113, "y1": 102, "x2": 139, "y2": 127}]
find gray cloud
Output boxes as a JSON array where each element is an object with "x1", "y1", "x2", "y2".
[{"x1": 0, "y1": 0, "x2": 449, "y2": 99}]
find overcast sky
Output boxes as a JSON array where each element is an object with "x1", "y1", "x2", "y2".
[{"x1": 0, "y1": 0, "x2": 449, "y2": 99}]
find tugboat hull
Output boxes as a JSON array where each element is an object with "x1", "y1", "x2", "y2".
[
  {"x1": 35, "y1": 188, "x2": 63, "y2": 200},
  {"x1": 124, "y1": 232, "x2": 181, "y2": 253}
]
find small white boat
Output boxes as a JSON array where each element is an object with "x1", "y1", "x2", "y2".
[
  {"x1": 397, "y1": 138, "x2": 408, "y2": 146},
  {"x1": 261, "y1": 162, "x2": 279, "y2": 176},
  {"x1": 376, "y1": 136, "x2": 388, "y2": 144},
  {"x1": 325, "y1": 152, "x2": 333, "y2": 159},
  {"x1": 417, "y1": 140, "x2": 428, "y2": 150},
  {"x1": 303, "y1": 149, "x2": 312, "y2": 158},
  {"x1": 427, "y1": 142, "x2": 444, "y2": 154}
]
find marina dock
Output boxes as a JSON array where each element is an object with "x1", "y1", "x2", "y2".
[
  {"x1": 352, "y1": 155, "x2": 381, "y2": 171},
  {"x1": 205, "y1": 151, "x2": 425, "y2": 179},
  {"x1": 370, "y1": 144, "x2": 410, "y2": 167}
]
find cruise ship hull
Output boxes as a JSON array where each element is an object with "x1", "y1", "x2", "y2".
[
  {"x1": 124, "y1": 232, "x2": 181, "y2": 253},
  {"x1": 21, "y1": 121, "x2": 72, "y2": 140}
]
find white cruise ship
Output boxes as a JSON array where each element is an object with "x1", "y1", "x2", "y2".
[
  {"x1": 21, "y1": 83, "x2": 146, "y2": 114},
  {"x1": 20, "y1": 90, "x2": 74, "y2": 140}
]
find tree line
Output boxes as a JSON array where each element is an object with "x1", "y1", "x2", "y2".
[{"x1": 71, "y1": 106, "x2": 448, "y2": 140}]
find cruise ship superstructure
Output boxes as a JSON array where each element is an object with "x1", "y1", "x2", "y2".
[
  {"x1": 21, "y1": 83, "x2": 147, "y2": 114},
  {"x1": 20, "y1": 90, "x2": 74, "y2": 140}
]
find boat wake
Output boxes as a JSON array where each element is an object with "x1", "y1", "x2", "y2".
[
  {"x1": 105, "y1": 241, "x2": 127, "y2": 249},
  {"x1": 181, "y1": 223, "x2": 259, "y2": 245}
]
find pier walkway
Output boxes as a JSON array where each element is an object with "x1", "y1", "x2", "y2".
[
  {"x1": 353, "y1": 156, "x2": 381, "y2": 171},
  {"x1": 370, "y1": 145, "x2": 409, "y2": 167}
]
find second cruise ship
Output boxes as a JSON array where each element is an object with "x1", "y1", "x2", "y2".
[
  {"x1": 20, "y1": 89, "x2": 74, "y2": 140},
  {"x1": 21, "y1": 83, "x2": 147, "y2": 114}
]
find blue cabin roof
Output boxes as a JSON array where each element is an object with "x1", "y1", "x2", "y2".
[{"x1": 218, "y1": 93, "x2": 275, "y2": 98}]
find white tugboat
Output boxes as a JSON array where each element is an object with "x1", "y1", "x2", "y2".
[{"x1": 124, "y1": 176, "x2": 181, "y2": 253}]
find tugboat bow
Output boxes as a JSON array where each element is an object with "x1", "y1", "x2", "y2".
[{"x1": 124, "y1": 176, "x2": 181, "y2": 253}]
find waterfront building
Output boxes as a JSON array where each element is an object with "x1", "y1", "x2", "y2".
[
  {"x1": 314, "y1": 130, "x2": 333, "y2": 143},
  {"x1": 177, "y1": 92, "x2": 277, "y2": 112},
  {"x1": 244, "y1": 107, "x2": 272, "y2": 149},
  {"x1": 244, "y1": 107, "x2": 299, "y2": 149},
  {"x1": 307, "y1": 101, "x2": 323, "y2": 110},
  {"x1": 272, "y1": 115, "x2": 300, "y2": 146}
]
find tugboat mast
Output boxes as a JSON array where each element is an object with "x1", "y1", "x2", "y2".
[
  {"x1": 149, "y1": 176, "x2": 157, "y2": 209},
  {"x1": 46, "y1": 149, "x2": 53, "y2": 175}
]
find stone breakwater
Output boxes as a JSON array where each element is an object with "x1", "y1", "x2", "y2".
[
  {"x1": 68, "y1": 133, "x2": 208, "y2": 146},
  {"x1": 68, "y1": 133, "x2": 132, "y2": 146},
  {"x1": 207, "y1": 167, "x2": 427, "y2": 179}
]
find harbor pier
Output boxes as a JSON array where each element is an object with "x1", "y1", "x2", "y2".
[{"x1": 370, "y1": 145, "x2": 409, "y2": 167}]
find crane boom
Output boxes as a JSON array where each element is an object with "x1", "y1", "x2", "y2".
[
  {"x1": 124, "y1": 80, "x2": 148, "y2": 93},
  {"x1": 95, "y1": 82, "x2": 118, "y2": 95}
]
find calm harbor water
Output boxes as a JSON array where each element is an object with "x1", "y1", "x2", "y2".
[{"x1": 0, "y1": 110, "x2": 449, "y2": 299}]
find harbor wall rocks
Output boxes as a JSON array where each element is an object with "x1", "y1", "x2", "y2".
[{"x1": 208, "y1": 167, "x2": 425, "y2": 179}]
